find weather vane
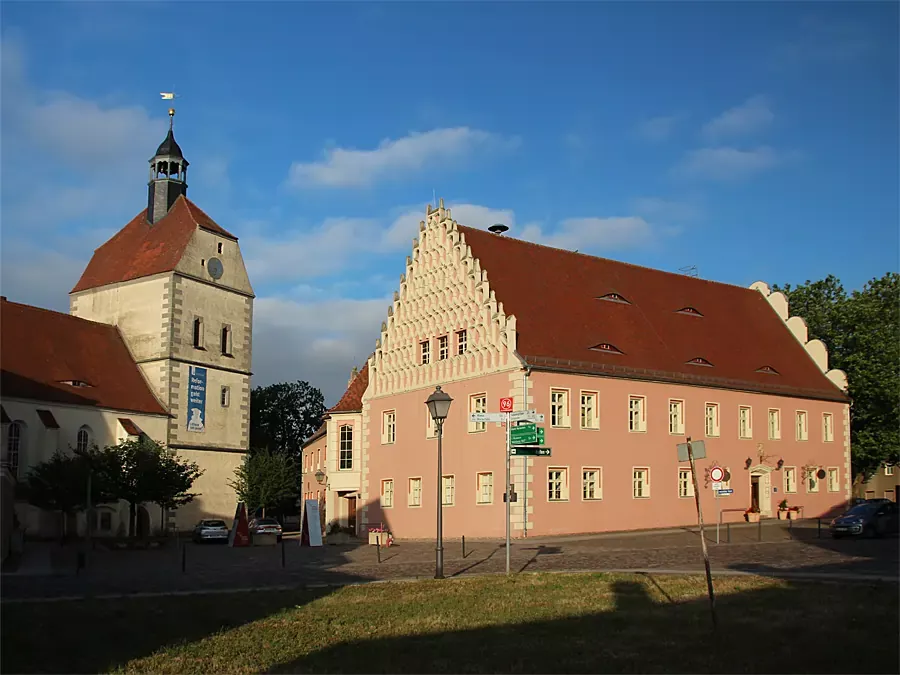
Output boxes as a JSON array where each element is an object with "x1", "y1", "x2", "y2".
[{"x1": 160, "y1": 91, "x2": 179, "y2": 128}]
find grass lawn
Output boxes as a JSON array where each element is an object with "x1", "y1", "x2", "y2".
[{"x1": 2, "y1": 573, "x2": 897, "y2": 674}]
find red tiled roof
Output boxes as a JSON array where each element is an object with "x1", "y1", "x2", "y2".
[
  {"x1": 118, "y1": 418, "x2": 143, "y2": 436},
  {"x1": 36, "y1": 409, "x2": 60, "y2": 429},
  {"x1": 328, "y1": 362, "x2": 369, "y2": 413},
  {"x1": 71, "y1": 195, "x2": 237, "y2": 293},
  {"x1": 458, "y1": 226, "x2": 848, "y2": 403},
  {"x1": 0, "y1": 298, "x2": 169, "y2": 416}
]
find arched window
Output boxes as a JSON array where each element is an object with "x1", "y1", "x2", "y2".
[
  {"x1": 77, "y1": 426, "x2": 92, "y2": 453},
  {"x1": 7, "y1": 421, "x2": 23, "y2": 476}
]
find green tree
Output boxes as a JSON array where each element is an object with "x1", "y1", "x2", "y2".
[
  {"x1": 774, "y1": 272, "x2": 899, "y2": 480},
  {"x1": 250, "y1": 381, "x2": 326, "y2": 460},
  {"x1": 229, "y1": 448, "x2": 299, "y2": 518}
]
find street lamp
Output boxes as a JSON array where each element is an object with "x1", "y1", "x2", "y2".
[
  {"x1": 314, "y1": 469, "x2": 326, "y2": 484},
  {"x1": 425, "y1": 385, "x2": 453, "y2": 579}
]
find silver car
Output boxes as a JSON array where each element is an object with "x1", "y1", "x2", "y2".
[
  {"x1": 249, "y1": 517, "x2": 283, "y2": 542},
  {"x1": 192, "y1": 519, "x2": 230, "y2": 543}
]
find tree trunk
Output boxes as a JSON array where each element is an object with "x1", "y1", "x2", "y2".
[{"x1": 129, "y1": 502, "x2": 137, "y2": 539}]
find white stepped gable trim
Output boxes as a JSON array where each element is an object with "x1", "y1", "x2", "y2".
[{"x1": 750, "y1": 281, "x2": 848, "y2": 392}]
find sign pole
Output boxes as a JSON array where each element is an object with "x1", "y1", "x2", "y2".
[
  {"x1": 688, "y1": 436, "x2": 717, "y2": 631},
  {"x1": 505, "y1": 410, "x2": 511, "y2": 575}
]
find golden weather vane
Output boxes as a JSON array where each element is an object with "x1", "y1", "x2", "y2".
[{"x1": 160, "y1": 91, "x2": 179, "y2": 127}]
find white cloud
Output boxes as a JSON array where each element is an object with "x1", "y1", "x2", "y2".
[
  {"x1": 701, "y1": 96, "x2": 774, "y2": 140},
  {"x1": 636, "y1": 114, "x2": 684, "y2": 142},
  {"x1": 0, "y1": 245, "x2": 86, "y2": 312},
  {"x1": 519, "y1": 217, "x2": 655, "y2": 251},
  {"x1": 673, "y1": 146, "x2": 787, "y2": 181},
  {"x1": 286, "y1": 127, "x2": 519, "y2": 188}
]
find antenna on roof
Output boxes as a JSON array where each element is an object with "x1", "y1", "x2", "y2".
[
  {"x1": 679, "y1": 265, "x2": 699, "y2": 277},
  {"x1": 488, "y1": 223, "x2": 509, "y2": 235}
]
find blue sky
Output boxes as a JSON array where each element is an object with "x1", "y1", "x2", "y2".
[{"x1": 1, "y1": 1, "x2": 897, "y2": 404}]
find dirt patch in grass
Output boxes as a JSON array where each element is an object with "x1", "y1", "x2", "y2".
[{"x1": 2, "y1": 573, "x2": 897, "y2": 674}]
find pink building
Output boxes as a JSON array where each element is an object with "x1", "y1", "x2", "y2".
[{"x1": 324, "y1": 201, "x2": 850, "y2": 540}]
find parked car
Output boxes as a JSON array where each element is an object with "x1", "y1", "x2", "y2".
[
  {"x1": 249, "y1": 517, "x2": 283, "y2": 541},
  {"x1": 192, "y1": 519, "x2": 230, "y2": 544},
  {"x1": 830, "y1": 501, "x2": 900, "y2": 538}
]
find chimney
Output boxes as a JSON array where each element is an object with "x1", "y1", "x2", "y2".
[{"x1": 348, "y1": 366, "x2": 358, "y2": 386}]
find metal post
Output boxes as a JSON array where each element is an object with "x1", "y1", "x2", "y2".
[
  {"x1": 758, "y1": 517, "x2": 762, "y2": 542},
  {"x1": 462, "y1": 535, "x2": 466, "y2": 558},
  {"x1": 376, "y1": 535, "x2": 381, "y2": 563},
  {"x1": 85, "y1": 468, "x2": 92, "y2": 569},
  {"x1": 281, "y1": 540, "x2": 285, "y2": 568},
  {"x1": 505, "y1": 411, "x2": 511, "y2": 575},
  {"x1": 522, "y1": 369, "x2": 529, "y2": 538},
  {"x1": 687, "y1": 437, "x2": 717, "y2": 631},
  {"x1": 726, "y1": 522, "x2": 731, "y2": 544},
  {"x1": 788, "y1": 517, "x2": 793, "y2": 539},
  {"x1": 181, "y1": 542, "x2": 186, "y2": 573},
  {"x1": 817, "y1": 518, "x2": 822, "y2": 538},
  {"x1": 435, "y1": 420, "x2": 444, "y2": 579}
]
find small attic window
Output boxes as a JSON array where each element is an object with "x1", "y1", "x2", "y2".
[
  {"x1": 60, "y1": 380, "x2": 92, "y2": 388},
  {"x1": 590, "y1": 343, "x2": 624, "y2": 355},
  {"x1": 597, "y1": 293, "x2": 630, "y2": 305},
  {"x1": 676, "y1": 307, "x2": 704, "y2": 317},
  {"x1": 757, "y1": 365, "x2": 780, "y2": 375},
  {"x1": 687, "y1": 357, "x2": 713, "y2": 367}
]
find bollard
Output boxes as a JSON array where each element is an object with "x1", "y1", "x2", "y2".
[
  {"x1": 376, "y1": 535, "x2": 381, "y2": 563},
  {"x1": 181, "y1": 542, "x2": 186, "y2": 573},
  {"x1": 758, "y1": 518, "x2": 762, "y2": 542},
  {"x1": 789, "y1": 517, "x2": 793, "y2": 539},
  {"x1": 726, "y1": 522, "x2": 731, "y2": 544},
  {"x1": 818, "y1": 518, "x2": 822, "y2": 538},
  {"x1": 281, "y1": 540, "x2": 286, "y2": 568},
  {"x1": 462, "y1": 535, "x2": 466, "y2": 559}
]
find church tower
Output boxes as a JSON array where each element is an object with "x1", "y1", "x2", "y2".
[{"x1": 69, "y1": 110, "x2": 254, "y2": 529}]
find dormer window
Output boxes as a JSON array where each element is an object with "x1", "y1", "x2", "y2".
[
  {"x1": 757, "y1": 365, "x2": 779, "y2": 375},
  {"x1": 60, "y1": 380, "x2": 92, "y2": 388},
  {"x1": 590, "y1": 343, "x2": 624, "y2": 355},
  {"x1": 596, "y1": 293, "x2": 630, "y2": 305},
  {"x1": 687, "y1": 357, "x2": 713, "y2": 367},
  {"x1": 676, "y1": 307, "x2": 704, "y2": 317}
]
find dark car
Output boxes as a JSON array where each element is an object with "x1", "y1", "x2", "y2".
[
  {"x1": 249, "y1": 517, "x2": 283, "y2": 542},
  {"x1": 192, "y1": 519, "x2": 230, "y2": 544},
  {"x1": 831, "y1": 501, "x2": 900, "y2": 538}
]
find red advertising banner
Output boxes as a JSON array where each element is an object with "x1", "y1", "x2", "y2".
[{"x1": 229, "y1": 502, "x2": 251, "y2": 547}]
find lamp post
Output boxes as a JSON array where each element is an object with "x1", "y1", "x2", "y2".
[{"x1": 425, "y1": 385, "x2": 453, "y2": 579}]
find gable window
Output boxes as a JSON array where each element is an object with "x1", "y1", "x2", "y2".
[
  {"x1": 823, "y1": 413, "x2": 834, "y2": 442},
  {"x1": 580, "y1": 392, "x2": 599, "y2": 430},
  {"x1": 477, "y1": 472, "x2": 493, "y2": 504},
  {"x1": 381, "y1": 479, "x2": 394, "y2": 508},
  {"x1": 408, "y1": 477, "x2": 422, "y2": 507},
  {"x1": 339, "y1": 425, "x2": 353, "y2": 470},
  {"x1": 221, "y1": 325, "x2": 232, "y2": 356},
  {"x1": 381, "y1": 411, "x2": 396, "y2": 445},
  {"x1": 438, "y1": 335, "x2": 449, "y2": 360},
  {"x1": 420, "y1": 340, "x2": 430, "y2": 365},
  {"x1": 456, "y1": 329, "x2": 467, "y2": 355},
  {"x1": 784, "y1": 467, "x2": 797, "y2": 493},
  {"x1": 628, "y1": 396, "x2": 646, "y2": 433},
  {"x1": 582, "y1": 468, "x2": 602, "y2": 500},
  {"x1": 739, "y1": 406, "x2": 752, "y2": 439},
  {"x1": 469, "y1": 394, "x2": 487, "y2": 433},
  {"x1": 76, "y1": 425, "x2": 92, "y2": 454},
  {"x1": 705, "y1": 403, "x2": 720, "y2": 437},
  {"x1": 192, "y1": 317, "x2": 205, "y2": 349},
  {"x1": 827, "y1": 467, "x2": 839, "y2": 492},
  {"x1": 796, "y1": 411, "x2": 808, "y2": 441},
  {"x1": 6, "y1": 421, "x2": 22, "y2": 476},
  {"x1": 551, "y1": 389, "x2": 570, "y2": 428},
  {"x1": 633, "y1": 468, "x2": 650, "y2": 498},
  {"x1": 668, "y1": 400, "x2": 685, "y2": 435},
  {"x1": 221, "y1": 386, "x2": 230, "y2": 407},
  {"x1": 442, "y1": 475, "x2": 455, "y2": 506},
  {"x1": 548, "y1": 467, "x2": 568, "y2": 501},
  {"x1": 768, "y1": 409, "x2": 781, "y2": 440},
  {"x1": 678, "y1": 468, "x2": 694, "y2": 498}
]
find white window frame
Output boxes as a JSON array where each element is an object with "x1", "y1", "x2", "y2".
[
  {"x1": 827, "y1": 467, "x2": 839, "y2": 493},
  {"x1": 220, "y1": 324, "x2": 233, "y2": 356},
  {"x1": 784, "y1": 466, "x2": 797, "y2": 494},
  {"x1": 668, "y1": 399, "x2": 685, "y2": 435},
  {"x1": 438, "y1": 335, "x2": 449, "y2": 361},
  {"x1": 807, "y1": 467, "x2": 820, "y2": 493},
  {"x1": 547, "y1": 467, "x2": 569, "y2": 502},
  {"x1": 339, "y1": 425, "x2": 353, "y2": 470},
  {"x1": 550, "y1": 389, "x2": 571, "y2": 428},
  {"x1": 468, "y1": 393, "x2": 487, "y2": 433},
  {"x1": 476, "y1": 472, "x2": 493, "y2": 505},
  {"x1": 426, "y1": 407, "x2": 437, "y2": 439},
  {"x1": 420, "y1": 340, "x2": 430, "y2": 365},
  {"x1": 739, "y1": 406, "x2": 752, "y2": 439},
  {"x1": 582, "y1": 467, "x2": 602, "y2": 501},
  {"x1": 768, "y1": 408, "x2": 781, "y2": 440},
  {"x1": 456, "y1": 329, "x2": 467, "y2": 355},
  {"x1": 796, "y1": 410, "x2": 808, "y2": 441},
  {"x1": 192, "y1": 316, "x2": 205, "y2": 349},
  {"x1": 705, "y1": 402, "x2": 720, "y2": 438},
  {"x1": 221, "y1": 385, "x2": 230, "y2": 408},
  {"x1": 382, "y1": 410, "x2": 396, "y2": 445},
  {"x1": 408, "y1": 477, "x2": 423, "y2": 507},
  {"x1": 6, "y1": 421, "x2": 22, "y2": 477},
  {"x1": 628, "y1": 395, "x2": 647, "y2": 433},
  {"x1": 633, "y1": 467, "x2": 650, "y2": 499},
  {"x1": 823, "y1": 412, "x2": 834, "y2": 442},
  {"x1": 381, "y1": 479, "x2": 394, "y2": 508},
  {"x1": 76, "y1": 425, "x2": 92, "y2": 454},
  {"x1": 580, "y1": 391, "x2": 599, "y2": 430},
  {"x1": 886, "y1": 465, "x2": 895, "y2": 476},
  {"x1": 442, "y1": 475, "x2": 455, "y2": 506},
  {"x1": 678, "y1": 468, "x2": 694, "y2": 498}
]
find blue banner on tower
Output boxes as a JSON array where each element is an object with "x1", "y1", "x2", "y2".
[{"x1": 187, "y1": 366, "x2": 207, "y2": 432}]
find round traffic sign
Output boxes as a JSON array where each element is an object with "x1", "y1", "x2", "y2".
[{"x1": 710, "y1": 466, "x2": 725, "y2": 482}]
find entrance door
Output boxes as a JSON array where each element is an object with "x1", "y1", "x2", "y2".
[
  {"x1": 751, "y1": 475, "x2": 761, "y2": 513},
  {"x1": 347, "y1": 497, "x2": 357, "y2": 534}
]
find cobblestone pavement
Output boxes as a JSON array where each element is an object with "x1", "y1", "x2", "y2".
[{"x1": 2, "y1": 520, "x2": 896, "y2": 600}]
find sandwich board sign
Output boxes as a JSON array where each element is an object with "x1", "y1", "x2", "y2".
[
  {"x1": 228, "y1": 502, "x2": 250, "y2": 547},
  {"x1": 300, "y1": 499, "x2": 323, "y2": 547}
]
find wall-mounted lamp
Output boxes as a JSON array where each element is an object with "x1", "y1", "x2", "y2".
[
  {"x1": 776, "y1": 459, "x2": 784, "y2": 470},
  {"x1": 314, "y1": 470, "x2": 326, "y2": 485},
  {"x1": 744, "y1": 458, "x2": 753, "y2": 470}
]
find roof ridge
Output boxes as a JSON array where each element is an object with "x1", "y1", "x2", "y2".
[{"x1": 182, "y1": 197, "x2": 239, "y2": 240}]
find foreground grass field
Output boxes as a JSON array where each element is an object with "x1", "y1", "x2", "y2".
[{"x1": 2, "y1": 573, "x2": 898, "y2": 674}]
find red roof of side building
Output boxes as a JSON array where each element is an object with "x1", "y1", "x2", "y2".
[
  {"x1": 71, "y1": 195, "x2": 237, "y2": 294},
  {"x1": 0, "y1": 298, "x2": 169, "y2": 416},
  {"x1": 328, "y1": 362, "x2": 369, "y2": 414},
  {"x1": 458, "y1": 226, "x2": 848, "y2": 403}
]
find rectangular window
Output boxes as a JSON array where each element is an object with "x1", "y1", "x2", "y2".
[
  {"x1": 796, "y1": 411, "x2": 808, "y2": 441},
  {"x1": 469, "y1": 394, "x2": 487, "y2": 433},
  {"x1": 739, "y1": 406, "x2": 752, "y2": 439},
  {"x1": 457, "y1": 329, "x2": 467, "y2": 355},
  {"x1": 580, "y1": 392, "x2": 599, "y2": 430},
  {"x1": 476, "y1": 472, "x2": 493, "y2": 504},
  {"x1": 886, "y1": 466, "x2": 895, "y2": 476},
  {"x1": 220, "y1": 386, "x2": 230, "y2": 407},
  {"x1": 420, "y1": 340, "x2": 430, "y2": 365},
  {"x1": 827, "y1": 467, "x2": 839, "y2": 492},
  {"x1": 382, "y1": 411, "x2": 396, "y2": 444},
  {"x1": 678, "y1": 468, "x2": 694, "y2": 498},
  {"x1": 633, "y1": 468, "x2": 650, "y2": 498},
  {"x1": 668, "y1": 400, "x2": 685, "y2": 435},
  {"x1": 705, "y1": 403, "x2": 720, "y2": 437},
  {"x1": 442, "y1": 475, "x2": 455, "y2": 506},
  {"x1": 548, "y1": 468, "x2": 568, "y2": 501},
  {"x1": 823, "y1": 413, "x2": 834, "y2": 442},
  {"x1": 582, "y1": 468, "x2": 602, "y2": 500},
  {"x1": 550, "y1": 389, "x2": 570, "y2": 427},
  {"x1": 381, "y1": 479, "x2": 394, "y2": 508},
  {"x1": 220, "y1": 325, "x2": 232, "y2": 356},
  {"x1": 768, "y1": 409, "x2": 781, "y2": 440},
  {"x1": 438, "y1": 335, "x2": 449, "y2": 361},
  {"x1": 629, "y1": 396, "x2": 647, "y2": 432},
  {"x1": 339, "y1": 425, "x2": 353, "y2": 470},
  {"x1": 316, "y1": 449, "x2": 321, "y2": 470},
  {"x1": 192, "y1": 316, "x2": 204, "y2": 349},
  {"x1": 408, "y1": 477, "x2": 422, "y2": 507},
  {"x1": 807, "y1": 467, "x2": 820, "y2": 493},
  {"x1": 784, "y1": 467, "x2": 797, "y2": 493}
]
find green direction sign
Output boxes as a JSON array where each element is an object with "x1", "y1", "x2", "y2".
[
  {"x1": 510, "y1": 424, "x2": 544, "y2": 446},
  {"x1": 509, "y1": 447, "x2": 552, "y2": 457}
]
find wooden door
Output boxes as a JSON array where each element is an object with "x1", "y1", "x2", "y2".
[{"x1": 347, "y1": 497, "x2": 357, "y2": 534}]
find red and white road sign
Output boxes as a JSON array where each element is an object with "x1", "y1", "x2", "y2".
[
  {"x1": 499, "y1": 397, "x2": 514, "y2": 412},
  {"x1": 709, "y1": 466, "x2": 725, "y2": 482}
]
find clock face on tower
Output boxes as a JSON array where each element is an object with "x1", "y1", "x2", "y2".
[{"x1": 207, "y1": 257, "x2": 224, "y2": 280}]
